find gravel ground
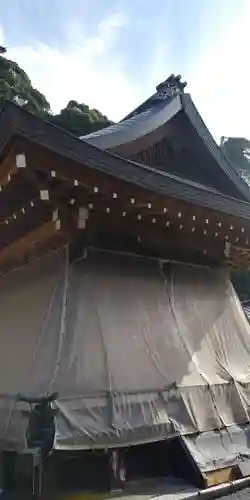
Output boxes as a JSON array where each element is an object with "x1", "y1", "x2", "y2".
[{"x1": 215, "y1": 487, "x2": 250, "y2": 499}]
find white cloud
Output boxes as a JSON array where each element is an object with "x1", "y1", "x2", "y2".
[
  {"x1": 187, "y1": 1, "x2": 250, "y2": 141},
  {"x1": 1, "y1": 4, "x2": 250, "y2": 141},
  {"x1": 0, "y1": 12, "x2": 141, "y2": 121}
]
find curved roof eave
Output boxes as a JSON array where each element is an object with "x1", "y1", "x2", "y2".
[{"x1": 81, "y1": 95, "x2": 182, "y2": 151}]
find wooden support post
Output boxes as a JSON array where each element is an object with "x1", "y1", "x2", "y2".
[{"x1": 109, "y1": 449, "x2": 126, "y2": 491}]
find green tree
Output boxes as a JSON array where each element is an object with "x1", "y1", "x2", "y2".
[
  {"x1": 48, "y1": 99, "x2": 112, "y2": 136},
  {"x1": 220, "y1": 136, "x2": 250, "y2": 185},
  {"x1": 0, "y1": 46, "x2": 50, "y2": 114},
  {"x1": 220, "y1": 137, "x2": 250, "y2": 300},
  {"x1": 231, "y1": 269, "x2": 250, "y2": 302},
  {"x1": 0, "y1": 47, "x2": 112, "y2": 136}
]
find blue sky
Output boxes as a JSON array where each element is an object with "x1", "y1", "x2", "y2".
[{"x1": 0, "y1": 0, "x2": 249, "y2": 140}]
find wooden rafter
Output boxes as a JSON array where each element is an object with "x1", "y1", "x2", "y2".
[
  {"x1": 0, "y1": 151, "x2": 247, "y2": 253},
  {"x1": 0, "y1": 212, "x2": 76, "y2": 275},
  {"x1": 0, "y1": 172, "x2": 37, "y2": 224},
  {"x1": 0, "y1": 148, "x2": 18, "y2": 184},
  {"x1": 77, "y1": 211, "x2": 225, "y2": 269},
  {"x1": 0, "y1": 202, "x2": 52, "y2": 251},
  {"x1": 19, "y1": 141, "x2": 250, "y2": 243},
  {"x1": 0, "y1": 138, "x2": 249, "y2": 270},
  {"x1": 21, "y1": 164, "x2": 67, "y2": 211},
  {"x1": 0, "y1": 220, "x2": 58, "y2": 264}
]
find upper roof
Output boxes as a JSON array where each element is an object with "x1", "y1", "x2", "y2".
[
  {"x1": 82, "y1": 75, "x2": 250, "y2": 203},
  {"x1": 82, "y1": 97, "x2": 181, "y2": 151}
]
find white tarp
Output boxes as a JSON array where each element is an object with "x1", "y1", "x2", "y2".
[
  {"x1": 182, "y1": 424, "x2": 250, "y2": 472},
  {"x1": 0, "y1": 247, "x2": 250, "y2": 451}
]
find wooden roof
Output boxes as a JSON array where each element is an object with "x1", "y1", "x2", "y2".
[
  {"x1": 83, "y1": 75, "x2": 250, "y2": 202},
  {"x1": 1, "y1": 100, "x2": 250, "y2": 273}
]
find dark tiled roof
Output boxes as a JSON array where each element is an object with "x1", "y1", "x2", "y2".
[
  {"x1": 82, "y1": 96, "x2": 182, "y2": 149},
  {"x1": 82, "y1": 91, "x2": 250, "y2": 203},
  {"x1": 1, "y1": 101, "x2": 250, "y2": 220}
]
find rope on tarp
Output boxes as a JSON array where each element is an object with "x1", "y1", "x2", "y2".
[
  {"x1": 48, "y1": 245, "x2": 70, "y2": 389},
  {"x1": 84, "y1": 245, "x2": 213, "y2": 269},
  {"x1": 1, "y1": 249, "x2": 67, "y2": 444}
]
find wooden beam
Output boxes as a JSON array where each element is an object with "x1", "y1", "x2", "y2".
[
  {"x1": 0, "y1": 202, "x2": 52, "y2": 250},
  {"x1": 87, "y1": 209, "x2": 226, "y2": 247},
  {"x1": 204, "y1": 466, "x2": 239, "y2": 487},
  {"x1": 0, "y1": 199, "x2": 77, "y2": 274},
  {"x1": 10, "y1": 139, "x2": 250, "y2": 257},
  {"x1": 21, "y1": 141, "x2": 250, "y2": 246},
  {"x1": 0, "y1": 220, "x2": 59, "y2": 265},
  {"x1": 0, "y1": 149, "x2": 17, "y2": 184},
  {"x1": 84, "y1": 211, "x2": 226, "y2": 264},
  {"x1": 0, "y1": 212, "x2": 76, "y2": 275},
  {"x1": 0, "y1": 172, "x2": 37, "y2": 224},
  {"x1": 37, "y1": 181, "x2": 248, "y2": 250},
  {"x1": 21, "y1": 164, "x2": 67, "y2": 210},
  {"x1": 24, "y1": 141, "x2": 126, "y2": 199},
  {"x1": 0, "y1": 149, "x2": 27, "y2": 190},
  {"x1": 0, "y1": 231, "x2": 70, "y2": 277}
]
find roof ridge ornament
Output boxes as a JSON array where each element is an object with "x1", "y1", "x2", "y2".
[{"x1": 154, "y1": 74, "x2": 187, "y2": 101}]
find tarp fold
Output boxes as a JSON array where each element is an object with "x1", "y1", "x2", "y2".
[{"x1": 0, "y1": 248, "x2": 250, "y2": 450}]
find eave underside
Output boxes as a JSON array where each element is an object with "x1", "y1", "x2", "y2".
[{"x1": 1, "y1": 135, "x2": 250, "y2": 274}]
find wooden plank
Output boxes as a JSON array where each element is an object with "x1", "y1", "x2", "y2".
[
  {"x1": 0, "y1": 148, "x2": 18, "y2": 184},
  {"x1": 0, "y1": 232, "x2": 70, "y2": 277},
  {"x1": 21, "y1": 140, "x2": 250, "y2": 247},
  {"x1": 0, "y1": 204, "x2": 77, "y2": 274},
  {"x1": 82, "y1": 212, "x2": 225, "y2": 266},
  {"x1": 204, "y1": 466, "x2": 239, "y2": 487},
  {"x1": 0, "y1": 202, "x2": 52, "y2": 250},
  {"x1": 87, "y1": 210, "x2": 226, "y2": 251},
  {"x1": 20, "y1": 170, "x2": 247, "y2": 253},
  {"x1": 0, "y1": 220, "x2": 58, "y2": 264},
  {"x1": 0, "y1": 170, "x2": 37, "y2": 223},
  {"x1": 22, "y1": 165, "x2": 67, "y2": 210}
]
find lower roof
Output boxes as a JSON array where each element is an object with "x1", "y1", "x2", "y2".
[{"x1": 1, "y1": 101, "x2": 250, "y2": 221}]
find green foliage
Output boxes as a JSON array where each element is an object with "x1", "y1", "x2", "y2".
[
  {"x1": 0, "y1": 47, "x2": 50, "y2": 113},
  {"x1": 48, "y1": 99, "x2": 112, "y2": 136},
  {"x1": 220, "y1": 136, "x2": 250, "y2": 185},
  {"x1": 0, "y1": 46, "x2": 111, "y2": 136},
  {"x1": 220, "y1": 137, "x2": 250, "y2": 300},
  {"x1": 231, "y1": 268, "x2": 250, "y2": 302}
]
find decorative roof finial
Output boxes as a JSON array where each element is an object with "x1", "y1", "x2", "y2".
[{"x1": 155, "y1": 74, "x2": 187, "y2": 101}]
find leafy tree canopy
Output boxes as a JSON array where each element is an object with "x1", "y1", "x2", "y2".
[
  {"x1": 0, "y1": 47, "x2": 50, "y2": 113},
  {"x1": 220, "y1": 136, "x2": 250, "y2": 186},
  {"x1": 220, "y1": 137, "x2": 250, "y2": 300},
  {"x1": 0, "y1": 47, "x2": 111, "y2": 136},
  {"x1": 48, "y1": 99, "x2": 112, "y2": 136}
]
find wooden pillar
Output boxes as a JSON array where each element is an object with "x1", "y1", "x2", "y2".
[{"x1": 109, "y1": 448, "x2": 126, "y2": 491}]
